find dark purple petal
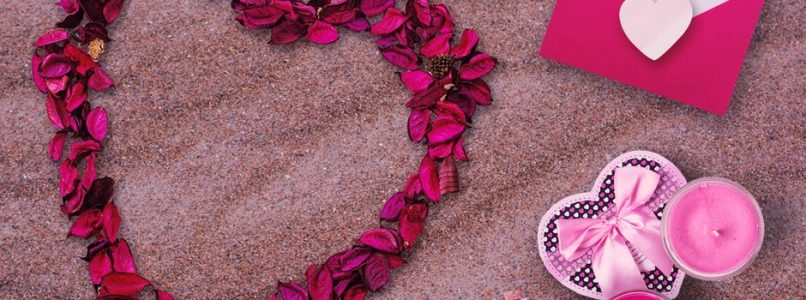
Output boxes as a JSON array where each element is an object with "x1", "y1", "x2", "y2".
[
  {"x1": 420, "y1": 33, "x2": 452, "y2": 58},
  {"x1": 357, "y1": 228, "x2": 401, "y2": 253},
  {"x1": 277, "y1": 281, "x2": 308, "y2": 300},
  {"x1": 48, "y1": 133, "x2": 67, "y2": 161},
  {"x1": 271, "y1": 20, "x2": 307, "y2": 44},
  {"x1": 399, "y1": 203, "x2": 428, "y2": 247},
  {"x1": 359, "y1": 0, "x2": 394, "y2": 18},
  {"x1": 35, "y1": 29, "x2": 69, "y2": 47},
  {"x1": 89, "y1": 251, "x2": 113, "y2": 285},
  {"x1": 361, "y1": 253, "x2": 390, "y2": 292},
  {"x1": 379, "y1": 192, "x2": 406, "y2": 222},
  {"x1": 243, "y1": 5, "x2": 284, "y2": 28},
  {"x1": 427, "y1": 117, "x2": 464, "y2": 145},
  {"x1": 57, "y1": 7, "x2": 85, "y2": 28},
  {"x1": 370, "y1": 8, "x2": 407, "y2": 36},
  {"x1": 399, "y1": 70, "x2": 433, "y2": 93},
  {"x1": 100, "y1": 272, "x2": 151, "y2": 296},
  {"x1": 419, "y1": 156, "x2": 440, "y2": 201},
  {"x1": 103, "y1": 0, "x2": 124, "y2": 23},
  {"x1": 379, "y1": 45, "x2": 419, "y2": 70},
  {"x1": 305, "y1": 21, "x2": 340, "y2": 44},
  {"x1": 407, "y1": 109, "x2": 430, "y2": 143},
  {"x1": 87, "y1": 107, "x2": 109, "y2": 142},
  {"x1": 459, "y1": 53, "x2": 496, "y2": 80},
  {"x1": 38, "y1": 54, "x2": 73, "y2": 78},
  {"x1": 83, "y1": 177, "x2": 115, "y2": 210},
  {"x1": 88, "y1": 66, "x2": 115, "y2": 91}
]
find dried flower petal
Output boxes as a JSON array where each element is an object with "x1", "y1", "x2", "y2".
[
  {"x1": 439, "y1": 157, "x2": 459, "y2": 195},
  {"x1": 66, "y1": 82, "x2": 88, "y2": 112},
  {"x1": 361, "y1": 253, "x2": 390, "y2": 292},
  {"x1": 405, "y1": 84, "x2": 445, "y2": 109},
  {"x1": 386, "y1": 254, "x2": 406, "y2": 269},
  {"x1": 306, "y1": 265, "x2": 333, "y2": 300},
  {"x1": 407, "y1": 0, "x2": 431, "y2": 25},
  {"x1": 403, "y1": 174, "x2": 421, "y2": 199},
  {"x1": 83, "y1": 177, "x2": 115, "y2": 210},
  {"x1": 39, "y1": 54, "x2": 73, "y2": 78},
  {"x1": 31, "y1": 54, "x2": 47, "y2": 93},
  {"x1": 434, "y1": 101, "x2": 467, "y2": 124},
  {"x1": 81, "y1": 154, "x2": 97, "y2": 192},
  {"x1": 339, "y1": 247, "x2": 371, "y2": 272},
  {"x1": 57, "y1": 0, "x2": 80, "y2": 14},
  {"x1": 272, "y1": 20, "x2": 308, "y2": 44},
  {"x1": 62, "y1": 44, "x2": 96, "y2": 75},
  {"x1": 306, "y1": 21, "x2": 340, "y2": 44},
  {"x1": 453, "y1": 137, "x2": 468, "y2": 161},
  {"x1": 343, "y1": 17, "x2": 370, "y2": 32},
  {"x1": 449, "y1": 29, "x2": 479, "y2": 59},
  {"x1": 359, "y1": 0, "x2": 394, "y2": 18},
  {"x1": 59, "y1": 160, "x2": 79, "y2": 197},
  {"x1": 427, "y1": 117, "x2": 464, "y2": 146},
  {"x1": 407, "y1": 109, "x2": 430, "y2": 143},
  {"x1": 357, "y1": 228, "x2": 401, "y2": 253},
  {"x1": 68, "y1": 140, "x2": 101, "y2": 161},
  {"x1": 419, "y1": 156, "x2": 440, "y2": 201},
  {"x1": 379, "y1": 192, "x2": 406, "y2": 222},
  {"x1": 344, "y1": 284, "x2": 368, "y2": 300},
  {"x1": 100, "y1": 272, "x2": 151, "y2": 295},
  {"x1": 89, "y1": 251, "x2": 113, "y2": 285},
  {"x1": 156, "y1": 290, "x2": 176, "y2": 300},
  {"x1": 380, "y1": 45, "x2": 419, "y2": 70},
  {"x1": 370, "y1": 8, "x2": 407, "y2": 36},
  {"x1": 110, "y1": 239, "x2": 137, "y2": 273},
  {"x1": 277, "y1": 281, "x2": 308, "y2": 300},
  {"x1": 35, "y1": 29, "x2": 69, "y2": 47},
  {"x1": 399, "y1": 203, "x2": 428, "y2": 247},
  {"x1": 49, "y1": 133, "x2": 67, "y2": 161},
  {"x1": 458, "y1": 79, "x2": 492, "y2": 106},
  {"x1": 46, "y1": 94, "x2": 68, "y2": 130},
  {"x1": 420, "y1": 33, "x2": 452, "y2": 58},
  {"x1": 399, "y1": 70, "x2": 433, "y2": 93},
  {"x1": 103, "y1": 0, "x2": 124, "y2": 23},
  {"x1": 68, "y1": 209, "x2": 102, "y2": 239},
  {"x1": 87, "y1": 107, "x2": 108, "y2": 142},
  {"x1": 427, "y1": 142, "x2": 452, "y2": 159},
  {"x1": 459, "y1": 53, "x2": 496, "y2": 80},
  {"x1": 88, "y1": 66, "x2": 115, "y2": 91},
  {"x1": 102, "y1": 201, "x2": 121, "y2": 242}
]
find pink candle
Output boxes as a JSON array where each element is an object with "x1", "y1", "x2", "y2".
[
  {"x1": 611, "y1": 291, "x2": 666, "y2": 300},
  {"x1": 662, "y1": 177, "x2": 764, "y2": 280}
]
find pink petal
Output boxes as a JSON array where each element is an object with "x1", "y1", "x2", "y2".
[
  {"x1": 403, "y1": 174, "x2": 421, "y2": 199},
  {"x1": 453, "y1": 137, "x2": 468, "y2": 161},
  {"x1": 407, "y1": 0, "x2": 431, "y2": 25},
  {"x1": 243, "y1": 5, "x2": 285, "y2": 28},
  {"x1": 89, "y1": 251, "x2": 113, "y2": 285},
  {"x1": 63, "y1": 43, "x2": 97, "y2": 75},
  {"x1": 432, "y1": 4, "x2": 454, "y2": 34},
  {"x1": 156, "y1": 290, "x2": 176, "y2": 300},
  {"x1": 87, "y1": 107, "x2": 108, "y2": 142},
  {"x1": 65, "y1": 82, "x2": 87, "y2": 112},
  {"x1": 80, "y1": 154, "x2": 97, "y2": 191},
  {"x1": 59, "y1": 160, "x2": 79, "y2": 197},
  {"x1": 407, "y1": 109, "x2": 430, "y2": 143},
  {"x1": 88, "y1": 66, "x2": 115, "y2": 91},
  {"x1": 339, "y1": 247, "x2": 372, "y2": 272},
  {"x1": 344, "y1": 285, "x2": 368, "y2": 300},
  {"x1": 305, "y1": 21, "x2": 340, "y2": 44},
  {"x1": 103, "y1": 0, "x2": 124, "y2": 23},
  {"x1": 386, "y1": 254, "x2": 406, "y2": 269},
  {"x1": 306, "y1": 265, "x2": 333, "y2": 300},
  {"x1": 434, "y1": 101, "x2": 467, "y2": 124},
  {"x1": 277, "y1": 281, "x2": 308, "y2": 300},
  {"x1": 379, "y1": 192, "x2": 406, "y2": 222},
  {"x1": 61, "y1": 188, "x2": 86, "y2": 215},
  {"x1": 100, "y1": 272, "x2": 151, "y2": 295},
  {"x1": 56, "y1": 0, "x2": 80, "y2": 14},
  {"x1": 111, "y1": 239, "x2": 137, "y2": 273},
  {"x1": 343, "y1": 17, "x2": 370, "y2": 32},
  {"x1": 427, "y1": 117, "x2": 464, "y2": 145},
  {"x1": 427, "y1": 142, "x2": 452, "y2": 159},
  {"x1": 450, "y1": 29, "x2": 479, "y2": 59},
  {"x1": 46, "y1": 94, "x2": 68, "y2": 130},
  {"x1": 459, "y1": 79, "x2": 492, "y2": 106},
  {"x1": 360, "y1": 0, "x2": 394, "y2": 17},
  {"x1": 48, "y1": 133, "x2": 67, "y2": 161},
  {"x1": 358, "y1": 228, "x2": 402, "y2": 253},
  {"x1": 370, "y1": 8, "x2": 407, "y2": 36},
  {"x1": 68, "y1": 209, "x2": 102, "y2": 238},
  {"x1": 333, "y1": 273, "x2": 358, "y2": 296},
  {"x1": 361, "y1": 253, "x2": 390, "y2": 292},
  {"x1": 35, "y1": 29, "x2": 69, "y2": 47},
  {"x1": 102, "y1": 201, "x2": 121, "y2": 242},
  {"x1": 379, "y1": 45, "x2": 420, "y2": 70},
  {"x1": 399, "y1": 203, "x2": 428, "y2": 247},
  {"x1": 68, "y1": 140, "x2": 101, "y2": 161},
  {"x1": 31, "y1": 54, "x2": 47, "y2": 93},
  {"x1": 399, "y1": 70, "x2": 433, "y2": 93},
  {"x1": 405, "y1": 84, "x2": 445, "y2": 109},
  {"x1": 459, "y1": 53, "x2": 496, "y2": 80},
  {"x1": 439, "y1": 157, "x2": 459, "y2": 195},
  {"x1": 419, "y1": 156, "x2": 440, "y2": 201},
  {"x1": 419, "y1": 33, "x2": 452, "y2": 58},
  {"x1": 38, "y1": 54, "x2": 73, "y2": 78}
]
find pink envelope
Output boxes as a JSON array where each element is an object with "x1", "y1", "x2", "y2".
[{"x1": 540, "y1": 0, "x2": 764, "y2": 115}]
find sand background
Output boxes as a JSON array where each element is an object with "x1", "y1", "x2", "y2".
[{"x1": 1, "y1": 0, "x2": 804, "y2": 299}]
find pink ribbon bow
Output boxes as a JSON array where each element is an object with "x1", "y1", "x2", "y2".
[{"x1": 557, "y1": 166, "x2": 674, "y2": 299}]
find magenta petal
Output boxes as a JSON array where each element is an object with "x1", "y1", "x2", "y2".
[
  {"x1": 361, "y1": 253, "x2": 390, "y2": 292},
  {"x1": 46, "y1": 94, "x2": 68, "y2": 130},
  {"x1": 340, "y1": 247, "x2": 372, "y2": 272},
  {"x1": 408, "y1": 0, "x2": 431, "y2": 25},
  {"x1": 399, "y1": 203, "x2": 428, "y2": 247},
  {"x1": 45, "y1": 76, "x2": 70, "y2": 94},
  {"x1": 419, "y1": 33, "x2": 452, "y2": 58},
  {"x1": 59, "y1": 160, "x2": 79, "y2": 197},
  {"x1": 427, "y1": 117, "x2": 464, "y2": 145},
  {"x1": 87, "y1": 107, "x2": 109, "y2": 142},
  {"x1": 80, "y1": 154, "x2": 97, "y2": 191},
  {"x1": 57, "y1": 0, "x2": 80, "y2": 14},
  {"x1": 453, "y1": 137, "x2": 468, "y2": 161},
  {"x1": 103, "y1": 0, "x2": 124, "y2": 23},
  {"x1": 65, "y1": 82, "x2": 87, "y2": 112},
  {"x1": 305, "y1": 21, "x2": 340, "y2": 44},
  {"x1": 49, "y1": 133, "x2": 67, "y2": 161},
  {"x1": 427, "y1": 142, "x2": 452, "y2": 159},
  {"x1": 110, "y1": 239, "x2": 137, "y2": 274},
  {"x1": 379, "y1": 192, "x2": 406, "y2": 222},
  {"x1": 89, "y1": 251, "x2": 113, "y2": 285},
  {"x1": 31, "y1": 54, "x2": 47, "y2": 93},
  {"x1": 306, "y1": 265, "x2": 333, "y2": 300},
  {"x1": 39, "y1": 54, "x2": 73, "y2": 78},
  {"x1": 433, "y1": 4, "x2": 454, "y2": 34},
  {"x1": 102, "y1": 201, "x2": 121, "y2": 242},
  {"x1": 156, "y1": 290, "x2": 176, "y2": 300},
  {"x1": 357, "y1": 228, "x2": 401, "y2": 253},
  {"x1": 343, "y1": 17, "x2": 370, "y2": 32},
  {"x1": 88, "y1": 66, "x2": 115, "y2": 91},
  {"x1": 399, "y1": 70, "x2": 433, "y2": 93},
  {"x1": 271, "y1": 20, "x2": 307, "y2": 44},
  {"x1": 277, "y1": 281, "x2": 308, "y2": 300},
  {"x1": 360, "y1": 0, "x2": 394, "y2": 18},
  {"x1": 407, "y1": 109, "x2": 430, "y2": 143},
  {"x1": 379, "y1": 45, "x2": 420, "y2": 70},
  {"x1": 459, "y1": 79, "x2": 492, "y2": 106},
  {"x1": 100, "y1": 272, "x2": 151, "y2": 295},
  {"x1": 405, "y1": 84, "x2": 445, "y2": 109},
  {"x1": 243, "y1": 5, "x2": 285, "y2": 28},
  {"x1": 68, "y1": 209, "x2": 101, "y2": 239},
  {"x1": 403, "y1": 174, "x2": 421, "y2": 199},
  {"x1": 35, "y1": 29, "x2": 69, "y2": 47},
  {"x1": 434, "y1": 101, "x2": 467, "y2": 124},
  {"x1": 449, "y1": 29, "x2": 479, "y2": 59},
  {"x1": 419, "y1": 156, "x2": 440, "y2": 201},
  {"x1": 370, "y1": 8, "x2": 407, "y2": 36},
  {"x1": 459, "y1": 53, "x2": 496, "y2": 80},
  {"x1": 439, "y1": 157, "x2": 459, "y2": 195},
  {"x1": 344, "y1": 285, "x2": 368, "y2": 300},
  {"x1": 68, "y1": 140, "x2": 101, "y2": 161}
]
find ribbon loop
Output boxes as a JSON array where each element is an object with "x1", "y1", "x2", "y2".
[{"x1": 556, "y1": 166, "x2": 674, "y2": 299}]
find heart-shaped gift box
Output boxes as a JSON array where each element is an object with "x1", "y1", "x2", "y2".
[{"x1": 538, "y1": 151, "x2": 687, "y2": 299}]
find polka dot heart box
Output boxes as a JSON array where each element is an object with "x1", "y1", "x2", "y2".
[{"x1": 537, "y1": 151, "x2": 687, "y2": 299}]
